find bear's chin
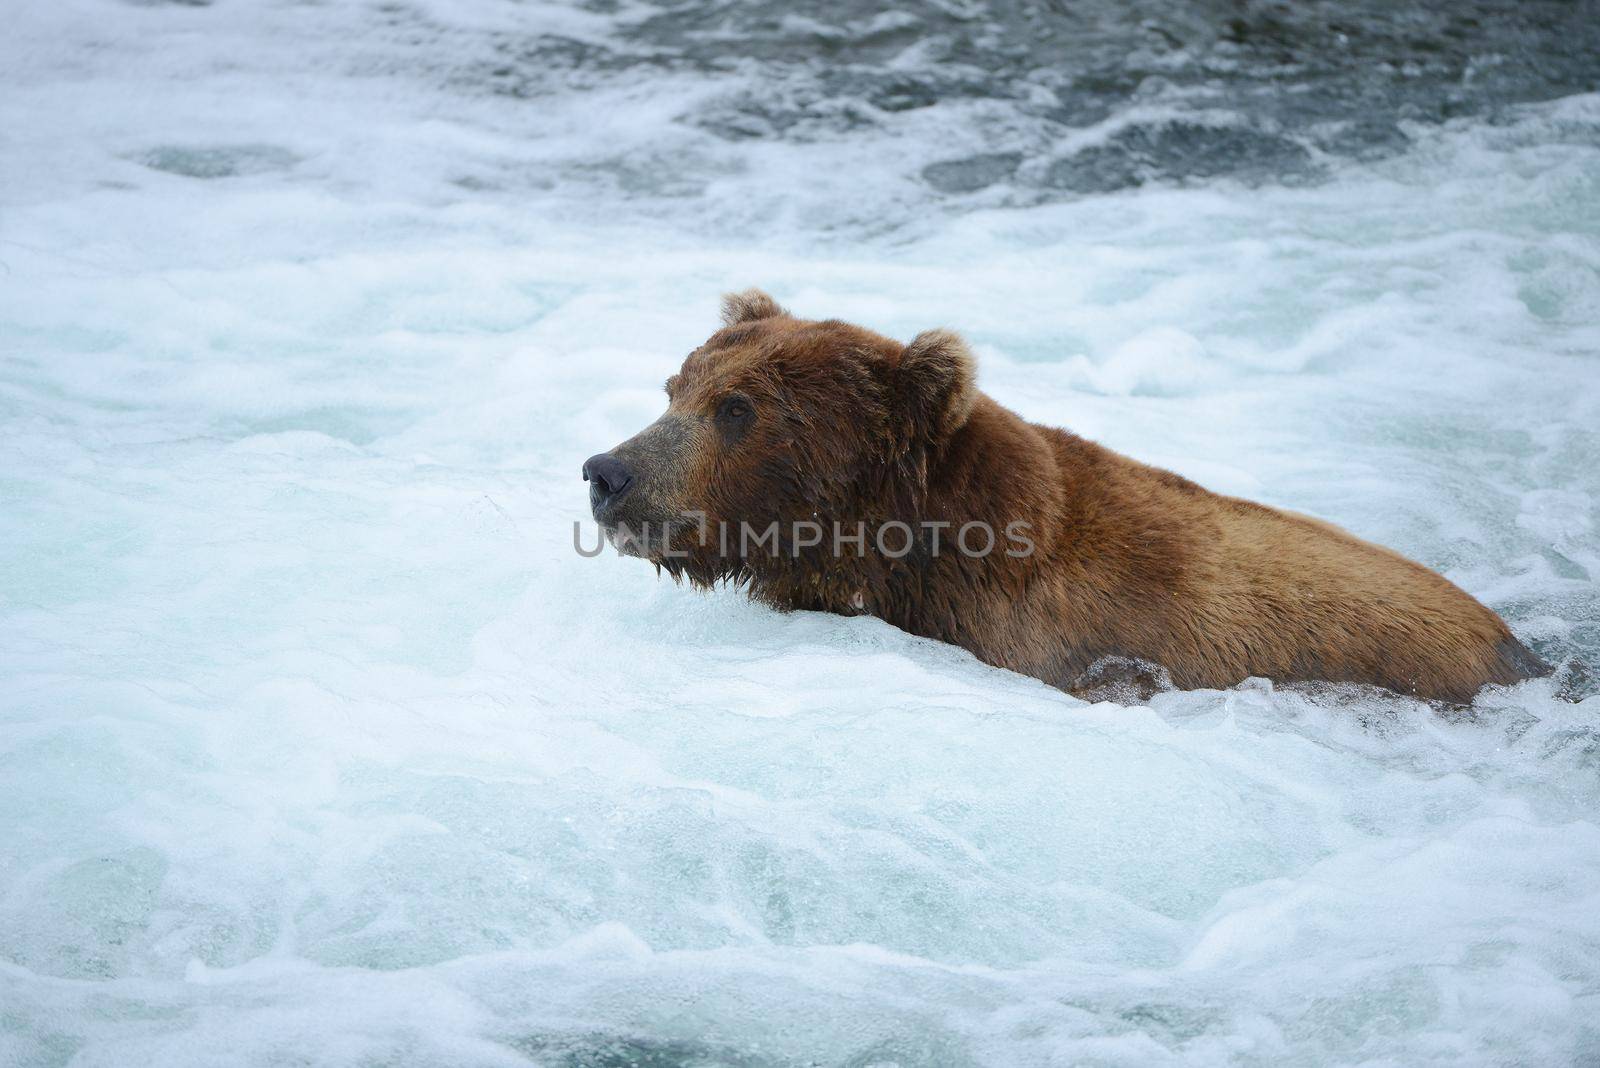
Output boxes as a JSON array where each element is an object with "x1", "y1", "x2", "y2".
[
  {"x1": 602, "y1": 524, "x2": 653, "y2": 559},
  {"x1": 602, "y1": 519, "x2": 698, "y2": 562}
]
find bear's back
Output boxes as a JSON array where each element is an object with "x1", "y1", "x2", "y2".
[{"x1": 1026, "y1": 425, "x2": 1543, "y2": 702}]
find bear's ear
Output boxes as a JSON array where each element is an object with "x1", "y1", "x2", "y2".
[
  {"x1": 898, "y1": 328, "x2": 978, "y2": 440},
  {"x1": 720, "y1": 288, "x2": 788, "y2": 327}
]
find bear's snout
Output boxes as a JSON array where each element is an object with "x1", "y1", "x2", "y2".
[
  {"x1": 583, "y1": 414, "x2": 698, "y2": 534},
  {"x1": 582, "y1": 452, "x2": 636, "y2": 518}
]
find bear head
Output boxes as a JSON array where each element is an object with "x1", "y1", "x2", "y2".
[{"x1": 582, "y1": 288, "x2": 979, "y2": 585}]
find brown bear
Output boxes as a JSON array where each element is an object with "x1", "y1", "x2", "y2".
[{"x1": 582, "y1": 288, "x2": 1549, "y2": 704}]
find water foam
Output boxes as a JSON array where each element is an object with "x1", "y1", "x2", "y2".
[{"x1": 2, "y1": 2, "x2": 1598, "y2": 1065}]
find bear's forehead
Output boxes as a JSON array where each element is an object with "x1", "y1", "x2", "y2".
[
  {"x1": 673, "y1": 325, "x2": 789, "y2": 389},
  {"x1": 672, "y1": 348, "x2": 747, "y2": 394},
  {"x1": 678, "y1": 319, "x2": 898, "y2": 386}
]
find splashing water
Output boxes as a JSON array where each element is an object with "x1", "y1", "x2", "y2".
[{"x1": 2, "y1": 1, "x2": 1599, "y2": 1065}]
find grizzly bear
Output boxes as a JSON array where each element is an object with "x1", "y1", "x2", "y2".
[{"x1": 582, "y1": 289, "x2": 1549, "y2": 704}]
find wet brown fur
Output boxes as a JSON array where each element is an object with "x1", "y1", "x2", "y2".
[{"x1": 598, "y1": 289, "x2": 1549, "y2": 704}]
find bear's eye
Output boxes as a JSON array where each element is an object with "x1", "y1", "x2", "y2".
[{"x1": 717, "y1": 396, "x2": 753, "y2": 423}]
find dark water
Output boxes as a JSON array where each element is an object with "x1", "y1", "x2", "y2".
[{"x1": 476, "y1": 0, "x2": 1600, "y2": 195}]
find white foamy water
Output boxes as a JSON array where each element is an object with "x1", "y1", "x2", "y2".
[{"x1": 3, "y1": 2, "x2": 1599, "y2": 1066}]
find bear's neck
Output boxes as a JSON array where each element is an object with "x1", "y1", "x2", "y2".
[{"x1": 741, "y1": 394, "x2": 1062, "y2": 643}]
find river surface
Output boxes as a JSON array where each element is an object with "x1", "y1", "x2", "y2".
[{"x1": 3, "y1": 2, "x2": 1599, "y2": 1065}]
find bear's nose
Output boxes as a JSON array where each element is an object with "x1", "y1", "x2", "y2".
[{"x1": 582, "y1": 453, "x2": 635, "y2": 508}]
